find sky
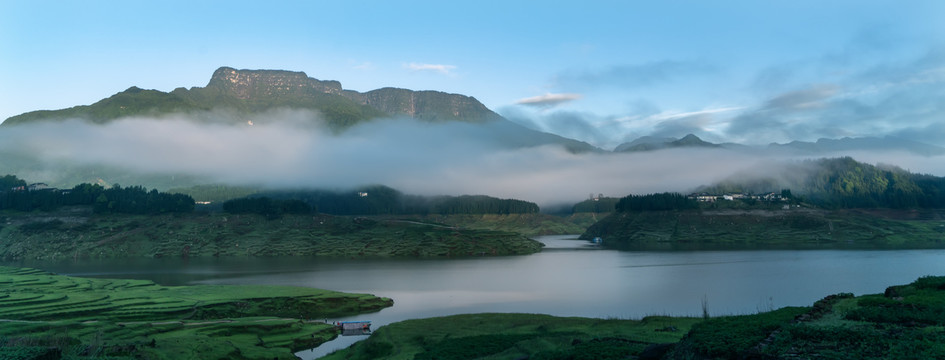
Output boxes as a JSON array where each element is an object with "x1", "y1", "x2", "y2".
[{"x1": 3, "y1": 1, "x2": 945, "y2": 150}]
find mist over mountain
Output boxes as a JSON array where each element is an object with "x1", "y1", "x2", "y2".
[
  {"x1": 1, "y1": 67, "x2": 593, "y2": 153},
  {"x1": 614, "y1": 134, "x2": 719, "y2": 152},
  {"x1": 2, "y1": 67, "x2": 945, "y2": 207}
]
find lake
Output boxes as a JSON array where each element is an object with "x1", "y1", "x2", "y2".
[{"x1": 10, "y1": 235, "x2": 945, "y2": 358}]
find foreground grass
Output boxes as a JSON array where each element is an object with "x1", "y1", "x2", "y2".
[
  {"x1": 0, "y1": 266, "x2": 392, "y2": 359},
  {"x1": 0, "y1": 207, "x2": 544, "y2": 261},
  {"x1": 582, "y1": 208, "x2": 945, "y2": 250},
  {"x1": 326, "y1": 275, "x2": 945, "y2": 360},
  {"x1": 667, "y1": 275, "x2": 945, "y2": 359},
  {"x1": 322, "y1": 313, "x2": 701, "y2": 360}
]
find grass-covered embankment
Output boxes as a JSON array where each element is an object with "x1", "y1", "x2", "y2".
[
  {"x1": 666, "y1": 275, "x2": 945, "y2": 359},
  {"x1": 372, "y1": 213, "x2": 596, "y2": 237},
  {"x1": 0, "y1": 266, "x2": 392, "y2": 359},
  {"x1": 0, "y1": 206, "x2": 544, "y2": 261},
  {"x1": 322, "y1": 313, "x2": 701, "y2": 360},
  {"x1": 321, "y1": 275, "x2": 945, "y2": 359},
  {"x1": 581, "y1": 208, "x2": 945, "y2": 249}
]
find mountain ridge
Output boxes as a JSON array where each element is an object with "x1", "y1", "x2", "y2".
[
  {"x1": 1, "y1": 66, "x2": 503, "y2": 128},
  {"x1": 614, "y1": 133, "x2": 945, "y2": 157}
]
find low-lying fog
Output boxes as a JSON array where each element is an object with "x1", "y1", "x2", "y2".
[{"x1": 3, "y1": 109, "x2": 944, "y2": 207}]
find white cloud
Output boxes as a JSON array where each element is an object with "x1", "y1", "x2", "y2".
[
  {"x1": 650, "y1": 107, "x2": 745, "y2": 121},
  {"x1": 515, "y1": 93, "x2": 583, "y2": 108},
  {"x1": 405, "y1": 63, "x2": 457, "y2": 75}
]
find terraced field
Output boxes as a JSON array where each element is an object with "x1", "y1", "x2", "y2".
[{"x1": 0, "y1": 266, "x2": 392, "y2": 359}]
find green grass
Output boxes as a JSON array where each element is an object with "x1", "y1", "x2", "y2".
[
  {"x1": 323, "y1": 313, "x2": 701, "y2": 360},
  {"x1": 326, "y1": 276, "x2": 945, "y2": 360},
  {"x1": 666, "y1": 276, "x2": 945, "y2": 359},
  {"x1": 0, "y1": 266, "x2": 392, "y2": 359}
]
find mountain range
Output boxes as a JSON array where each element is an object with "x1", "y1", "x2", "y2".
[
  {"x1": 6, "y1": 66, "x2": 944, "y2": 157},
  {"x1": 2, "y1": 67, "x2": 596, "y2": 153},
  {"x1": 613, "y1": 133, "x2": 945, "y2": 157}
]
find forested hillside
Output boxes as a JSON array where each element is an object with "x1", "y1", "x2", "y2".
[
  {"x1": 701, "y1": 157, "x2": 945, "y2": 209},
  {"x1": 0, "y1": 175, "x2": 193, "y2": 214},
  {"x1": 252, "y1": 185, "x2": 540, "y2": 216}
]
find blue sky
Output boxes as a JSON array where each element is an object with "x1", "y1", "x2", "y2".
[{"x1": 3, "y1": 1, "x2": 944, "y2": 149}]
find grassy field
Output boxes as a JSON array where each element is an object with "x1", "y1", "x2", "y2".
[
  {"x1": 0, "y1": 266, "x2": 392, "y2": 359},
  {"x1": 581, "y1": 208, "x2": 945, "y2": 250},
  {"x1": 322, "y1": 313, "x2": 702, "y2": 360},
  {"x1": 0, "y1": 207, "x2": 544, "y2": 261}
]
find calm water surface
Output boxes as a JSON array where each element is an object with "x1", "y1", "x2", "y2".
[{"x1": 9, "y1": 235, "x2": 945, "y2": 358}]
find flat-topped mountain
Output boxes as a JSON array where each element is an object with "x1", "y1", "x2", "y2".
[
  {"x1": 2, "y1": 67, "x2": 505, "y2": 128},
  {"x1": 0, "y1": 67, "x2": 600, "y2": 190}
]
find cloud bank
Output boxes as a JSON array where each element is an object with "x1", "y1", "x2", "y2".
[{"x1": 3, "y1": 110, "x2": 944, "y2": 207}]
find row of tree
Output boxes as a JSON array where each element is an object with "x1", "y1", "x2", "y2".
[
  {"x1": 0, "y1": 175, "x2": 194, "y2": 214},
  {"x1": 257, "y1": 185, "x2": 540, "y2": 216},
  {"x1": 615, "y1": 192, "x2": 699, "y2": 212}
]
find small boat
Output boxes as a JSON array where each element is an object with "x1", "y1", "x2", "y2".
[{"x1": 335, "y1": 321, "x2": 371, "y2": 336}]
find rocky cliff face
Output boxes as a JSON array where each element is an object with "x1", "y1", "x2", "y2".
[
  {"x1": 205, "y1": 67, "x2": 344, "y2": 100},
  {"x1": 204, "y1": 67, "x2": 500, "y2": 123},
  {"x1": 343, "y1": 87, "x2": 502, "y2": 123},
  {"x1": 3, "y1": 67, "x2": 504, "y2": 126}
]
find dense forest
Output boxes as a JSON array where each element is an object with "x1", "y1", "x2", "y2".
[
  {"x1": 571, "y1": 196, "x2": 620, "y2": 213},
  {"x1": 615, "y1": 193, "x2": 699, "y2": 212},
  {"x1": 257, "y1": 185, "x2": 540, "y2": 216},
  {"x1": 701, "y1": 157, "x2": 945, "y2": 209},
  {"x1": 0, "y1": 175, "x2": 194, "y2": 214}
]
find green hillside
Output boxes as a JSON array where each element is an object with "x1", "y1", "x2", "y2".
[
  {"x1": 581, "y1": 208, "x2": 945, "y2": 250},
  {"x1": 702, "y1": 156, "x2": 945, "y2": 209},
  {"x1": 1, "y1": 67, "x2": 504, "y2": 130},
  {"x1": 582, "y1": 158, "x2": 945, "y2": 249},
  {"x1": 0, "y1": 266, "x2": 392, "y2": 359},
  {"x1": 0, "y1": 206, "x2": 543, "y2": 261}
]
